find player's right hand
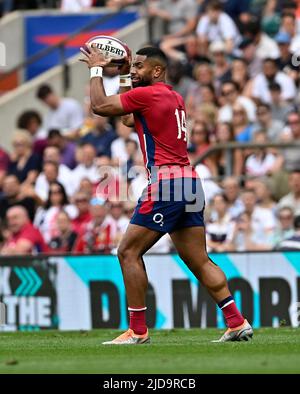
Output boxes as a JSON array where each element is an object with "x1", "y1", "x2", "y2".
[{"x1": 79, "y1": 45, "x2": 113, "y2": 68}]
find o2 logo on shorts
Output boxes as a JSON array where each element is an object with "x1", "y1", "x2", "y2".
[{"x1": 153, "y1": 213, "x2": 164, "y2": 227}]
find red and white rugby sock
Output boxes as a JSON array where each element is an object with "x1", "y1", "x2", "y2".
[
  {"x1": 128, "y1": 306, "x2": 147, "y2": 335},
  {"x1": 218, "y1": 296, "x2": 244, "y2": 329}
]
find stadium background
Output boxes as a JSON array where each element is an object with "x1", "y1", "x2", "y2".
[{"x1": 1, "y1": 0, "x2": 300, "y2": 332}]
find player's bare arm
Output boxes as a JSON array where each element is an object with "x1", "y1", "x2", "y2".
[
  {"x1": 118, "y1": 49, "x2": 135, "y2": 127},
  {"x1": 79, "y1": 45, "x2": 128, "y2": 117}
]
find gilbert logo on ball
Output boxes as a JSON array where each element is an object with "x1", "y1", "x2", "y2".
[{"x1": 84, "y1": 35, "x2": 129, "y2": 66}]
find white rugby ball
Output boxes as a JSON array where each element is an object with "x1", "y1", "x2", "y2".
[{"x1": 84, "y1": 35, "x2": 129, "y2": 66}]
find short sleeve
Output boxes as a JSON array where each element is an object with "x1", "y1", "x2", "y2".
[{"x1": 120, "y1": 87, "x2": 152, "y2": 114}]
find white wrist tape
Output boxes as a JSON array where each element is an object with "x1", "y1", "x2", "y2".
[
  {"x1": 90, "y1": 66, "x2": 103, "y2": 79},
  {"x1": 119, "y1": 73, "x2": 132, "y2": 87}
]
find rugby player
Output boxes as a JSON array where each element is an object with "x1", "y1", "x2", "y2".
[{"x1": 80, "y1": 45, "x2": 253, "y2": 344}]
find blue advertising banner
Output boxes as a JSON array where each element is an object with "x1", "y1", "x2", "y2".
[{"x1": 25, "y1": 11, "x2": 139, "y2": 80}]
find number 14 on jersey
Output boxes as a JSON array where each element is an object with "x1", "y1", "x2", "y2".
[{"x1": 175, "y1": 109, "x2": 187, "y2": 141}]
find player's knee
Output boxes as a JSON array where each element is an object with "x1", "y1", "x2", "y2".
[{"x1": 117, "y1": 244, "x2": 138, "y2": 265}]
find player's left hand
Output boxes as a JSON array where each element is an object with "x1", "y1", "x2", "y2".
[
  {"x1": 79, "y1": 45, "x2": 112, "y2": 68},
  {"x1": 119, "y1": 48, "x2": 132, "y2": 75}
]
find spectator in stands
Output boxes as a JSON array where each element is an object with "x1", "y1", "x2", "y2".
[
  {"x1": 211, "y1": 122, "x2": 244, "y2": 177},
  {"x1": 78, "y1": 177, "x2": 95, "y2": 199},
  {"x1": 222, "y1": 176, "x2": 244, "y2": 219},
  {"x1": 106, "y1": 0, "x2": 142, "y2": 8},
  {"x1": 147, "y1": 0, "x2": 198, "y2": 37},
  {"x1": 35, "y1": 146, "x2": 75, "y2": 199},
  {"x1": 48, "y1": 210, "x2": 78, "y2": 253},
  {"x1": 276, "y1": 215, "x2": 300, "y2": 250},
  {"x1": 0, "y1": 206, "x2": 48, "y2": 255},
  {"x1": 232, "y1": 102, "x2": 254, "y2": 142},
  {"x1": 34, "y1": 181, "x2": 77, "y2": 243},
  {"x1": 281, "y1": 111, "x2": 300, "y2": 171},
  {"x1": 122, "y1": 139, "x2": 140, "y2": 181},
  {"x1": 73, "y1": 198, "x2": 117, "y2": 253},
  {"x1": 238, "y1": 37, "x2": 263, "y2": 79},
  {"x1": 251, "y1": 57, "x2": 297, "y2": 104},
  {"x1": 279, "y1": 11, "x2": 300, "y2": 55},
  {"x1": 278, "y1": 169, "x2": 300, "y2": 215},
  {"x1": 206, "y1": 193, "x2": 235, "y2": 252},
  {"x1": 252, "y1": 102, "x2": 285, "y2": 141},
  {"x1": 229, "y1": 211, "x2": 272, "y2": 251},
  {"x1": 254, "y1": 178, "x2": 277, "y2": 213},
  {"x1": 274, "y1": 31, "x2": 295, "y2": 71},
  {"x1": 218, "y1": 80, "x2": 256, "y2": 123},
  {"x1": 269, "y1": 82, "x2": 294, "y2": 122},
  {"x1": 0, "y1": 145, "x2": 10, "y2": 191},
  {"x1": 272, "y1": 206, "x2": 295, "y2": 247},
  {"x1": 17, "y1": 110, "x2": 46, "y2": 139},
  {"x1": 0, "y1": 175, "x2": 37, "y2": 221},
  {"x1": 185, "y1": 62, "x2": 215, "y2": 116},
  {"x1": 209, "y1": 41, "x2": 231, "y2": 92},
  {"x1": 47, "y1": 129, "x2": 77, "y2": 169},
  {"x1": 188, "y1": 120, "x2": 215, "y2": 174},
  {"x1": 160, "y1": 34, "x2": 204, "y2": 78},
  {"x1": 107, "y1": 201, "x2": 129, "y2": 247},
  {"x1": 240, "y1": 17, "x2": 280, "y2": 60},
  {"x1": 196, "y1": 0, "x2": 241, "y2": 55},
  {"x1": 17, "y1": 110, "x2": 47, "y2": 156},
  {"x1": 8, "y1": 131, "x2": 41, "y2": 185},
  {"x1": 241, "y1": 188, "x2": 276, "y2": 245},
  {"x1": 36, "y1": 84, "x2": 84, "y2": 139},
  {"x1": 60, "y1": 0, "x2": 93, "y2": 12},
  {"x1": 230, "y1": 57, "x2": 252, "y2": 97},
  {"x1": 111, "y1": 118, "x2": 138, "y2": 166},
  {"x1": 80, "y1": 114, "x2": 116, "y2": 157},
  {"x1": 166, "y1": 59, "x2": 195, "y2": 100},
  {"x1": 71, "y1": 191, "x2": 92, "y2": 234},
  {"x1": 72, "y1": 143, "x2": 99, "y2": 191},
  {"x1": 245, "y1": 131, "x2": 284, "y2": 177}
]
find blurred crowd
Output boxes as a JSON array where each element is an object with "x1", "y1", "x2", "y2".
[
  {"x1": 1, "y1": 0, "x2": 300, "y2": 255},
  {"x1": 0, "y1": 0, "x2": 142, "y2": 16}
]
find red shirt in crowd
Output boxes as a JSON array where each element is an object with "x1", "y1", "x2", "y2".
[
  {"x1": 72, "y1": 212, "x2": 92, "y2": 234},
  {"x1": 73, "y1": 217, "x2": 117, "y2": 254},
  {"x1": 4, "y1": 223, "x2": 49, "y2": 254}
]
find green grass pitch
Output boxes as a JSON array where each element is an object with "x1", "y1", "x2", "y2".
[{"x1": 0, "y1": 328, "x2": 299, "y2": 374}]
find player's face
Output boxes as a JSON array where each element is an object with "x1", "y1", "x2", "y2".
[{"x1": 130, "y1": 55, "x2": 154, "y2": 87}]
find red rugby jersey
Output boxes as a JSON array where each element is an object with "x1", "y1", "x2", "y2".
[{"x1": 120, "y1": 82, "x2": 194, "y2": 180}]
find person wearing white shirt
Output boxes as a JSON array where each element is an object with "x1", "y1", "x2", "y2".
[
  {"x1": 111, "y1": 119, "x2": 139, "y2": 166},
  {"x1": 35, "y1": 146, "x2": 75, "y2": 200},
  {"x1": 60, "y1": 0, "x2": 93, "y2": 12},
  {"x1": 218, "y1": 80, "x2": 257, "y2": 123},
  {"x1": 36, "y1": 84, "x2": 84, "y2": 138},
  {"x1": 195, "y1": 163, "x2": 221, "y2": 203},
  {"x1": 72, "y1": 143, "x2": 100, "y2": 192},
  {"x1": 252, "y1": 58, "x2": 297, "y2": 104},
  {"x1": 196, "y1": 1, "x2": 241, "y2": 55},
  {"x1": 241, "y1": 189, "x2": 276, "y2": 246}
]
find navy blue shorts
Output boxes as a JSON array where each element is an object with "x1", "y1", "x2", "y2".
[{"x1": 130, "y1": 177, "x2": 205, "y2": 233}]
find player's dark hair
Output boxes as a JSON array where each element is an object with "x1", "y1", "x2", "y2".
[
  {"x1": 36, "y1": 84, "x2": 53, "y2": 100},
  {"x1": 17, "y1": 110, "x2": 42, "y2": 129},
  {"x1": 136, "y1": 47, "x2": 168, "y2": 68}
]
